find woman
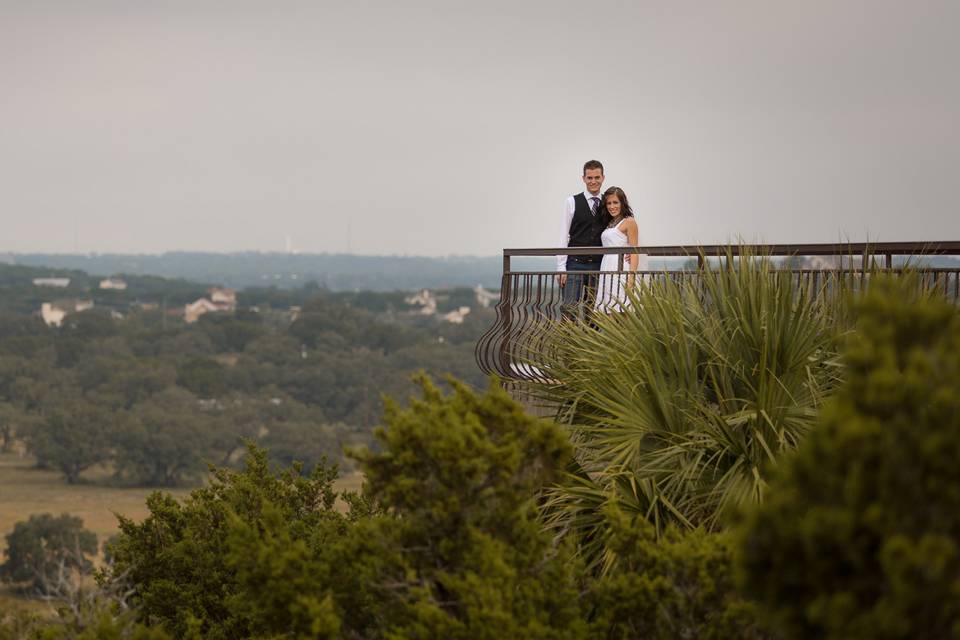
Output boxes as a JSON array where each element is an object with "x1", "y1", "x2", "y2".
[{"x1": 594, "y1": 186, "x2": 646, "y2": 312}]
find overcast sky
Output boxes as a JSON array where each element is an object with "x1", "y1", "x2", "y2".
[{"x1": 2, "y1": 1, "x2": 958, "y2": 256}]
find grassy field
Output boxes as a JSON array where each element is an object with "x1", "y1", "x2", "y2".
[{"x1": 0, "y1": 451, "x2": 364, "y2": 613}]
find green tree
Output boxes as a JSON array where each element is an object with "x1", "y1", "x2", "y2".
[
  {"x1": 175, "y1": 356, "x2": 225, "y2": 397},
  {"x1": 338, "y1": 376, "x2": 585, "y2": 639},
  {"x1": 196, "y1": 314, "x2": 266, "y2": 353},
  {"x1": 62, "y1": 309, "x2": 117, "y2": 340},
  {"x1": 0, "y1": 514, "x2": 97, "y2": 595},
  {"x1": 106, "y1": 445, "x2": 347, "y2": 639},
  {"x1": 28, "y1": 404, "x2": 118, "y2": 483},
  {"x1": 114, "y1": 388, "x2": 212, "y2": 486},
  {"x1": 585, "y1": 508, "x2": 771, "y2": 639},
  {"x1": 738, "y1": 277, "x2": 960, "y2": 639},
  {"x1": 0, "y1": 402, "x2": 28, "y2": 452}
]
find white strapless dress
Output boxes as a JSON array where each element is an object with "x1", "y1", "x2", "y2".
[{"x1": 594, "y1": 220, "x2": 648, "y2": 313}]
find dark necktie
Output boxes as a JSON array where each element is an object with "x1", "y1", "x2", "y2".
[{"x1": 590, "y1": 197, "x2": 599, "y2": 215}]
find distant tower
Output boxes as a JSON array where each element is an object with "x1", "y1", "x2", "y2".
[
  {"x1": 285, "y1": 234, "x2": 292, "y2": 254},
  {"x1": 347, "y1": 222, "x2": 352, "y2": 254}
]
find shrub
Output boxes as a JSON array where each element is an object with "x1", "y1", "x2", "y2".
[
  {"x1": 531, "y1": 250, "x2": 848, "y2": 569},
  {"x1": 105, "y1": 445, "x2": 347, "y2": 639},
  {"x1": 0, "y1": 513, "x2": 97, "y2": 595},
  {"x1": 738, "y1": 277, "x2": 960, "y2": 638},
  {"x1": 586, "y1": 508, "x2": 772, "y2": 640}
]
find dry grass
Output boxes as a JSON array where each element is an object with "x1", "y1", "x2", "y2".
[{"x1": 0, "y1": 452, "x2": 191, "y2": 558}]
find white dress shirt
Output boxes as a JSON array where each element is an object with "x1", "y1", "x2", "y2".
[{"x1": 557, "y1": 190, "x2": 602, "y2": 272}]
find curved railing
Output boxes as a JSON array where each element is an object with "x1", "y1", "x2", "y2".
[{"x1": 475, "y1": 242, "x2": 960, "y2": 381}]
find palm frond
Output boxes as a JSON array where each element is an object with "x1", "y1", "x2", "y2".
[{"x1": 526, "y1": 246, "x2": 857, "y2": 570}]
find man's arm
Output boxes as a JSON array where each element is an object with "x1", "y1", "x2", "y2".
[{"x1": 556, "y1": 196, "x2": 575, "y2": 274}]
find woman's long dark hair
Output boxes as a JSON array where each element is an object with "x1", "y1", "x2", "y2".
[{"x1": 599, "y1": 186, "x2": 634, "y2": 229}]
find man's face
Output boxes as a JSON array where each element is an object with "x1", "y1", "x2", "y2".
[{"x1": 583, "y1": 168, "x2": 604, "y2": 195}]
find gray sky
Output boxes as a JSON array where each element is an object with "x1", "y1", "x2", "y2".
[{"x1": 2, "y1": 0, "x2": 958, "y2": 255}]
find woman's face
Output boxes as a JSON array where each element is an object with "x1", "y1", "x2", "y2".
[{"x1": 605, "y1": 194, "x2": 621, "y2": 216}]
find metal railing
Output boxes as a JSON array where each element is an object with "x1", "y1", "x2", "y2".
[{"x1": 475, "y1": 242, "x2": 960, "y2": 380}]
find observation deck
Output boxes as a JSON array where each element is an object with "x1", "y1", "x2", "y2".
[{"x1": 475, "y1": 242, "x2": 960, "y2": 382}]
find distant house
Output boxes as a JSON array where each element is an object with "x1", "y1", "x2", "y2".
[
  {"x1": 209, "y1": 287, "x2": 237, "y2": 308},
  {"x1": 40, "y1": 299, "x2": 94, "y2": 327},
  {"x1": 184, "y1": 287, "x2": 237, "y2": 323},
  {"x1": 473, "y1": 284, "x2": 499, "y2": 308},
  {"x1": 184, "y1": 298, "x2": 222, "y2": 323},
  {"x1": 40, "y1": 303, "x2": 67, "y2": 328},
  {"x1": 32, "y1": 277, "x2": 70, "y2": 288},
  {"x1": 405, "y1": 289, "x2": 437, "y2": 315},
  {"x1": 440, "y1": 306, "x2": 471, "y2": 324},
  {"x1": 99, "y1": 277, "x2": 128, "y2": 290}
]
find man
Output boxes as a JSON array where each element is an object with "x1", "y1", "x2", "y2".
[{"x1": 558, "y1": 159, "x2": 605, "y2": 316}]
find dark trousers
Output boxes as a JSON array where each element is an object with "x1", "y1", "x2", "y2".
[{"x1": 561, "y1": 260, "x2": 599, "y2": 320}]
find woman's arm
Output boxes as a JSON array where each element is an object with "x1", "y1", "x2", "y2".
[{"x1": 624, "y1": 219, "x2": 639, "y2": 272}]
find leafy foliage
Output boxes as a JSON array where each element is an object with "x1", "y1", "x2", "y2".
[
  {"x1": 738, "y1": 276, "x2": 960, "y2": 639},
  {"x1": 93, "y1": 377, "x2": 777, "y2": 638},
  {"x1": 339, "y1": 376, "x2": 585, "y2": 639},
  {"x1": 0, "y1": 514, "x2": 97, "y2": 595},
  {"x1": 532, "y1": 251, "x2": 849, "y2": 569},
  {"x1": 584, "y1": 508, "x2": 771, "y2": 639},
  {"x1": 105, "y1": 445, "x2": 347, "y2": 639},
  {"x1": 27, "y1": 406, "x2": 118, "y2": 484}
]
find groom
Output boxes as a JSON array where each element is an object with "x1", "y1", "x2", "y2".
[{"x1": 557, "y1": 159, "x2": 605, "y2": 317}]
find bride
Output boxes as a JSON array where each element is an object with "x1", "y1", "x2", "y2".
[{"x1": 594, "y1": 186, "x2": 645, "y2": 313}]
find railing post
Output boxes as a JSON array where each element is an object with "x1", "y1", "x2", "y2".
[
  {"x1": 499, "y1": 252, "x2": 512, "y2": 375},
  {"x1": 885, "y1": 253, "x2": 893, "y2": 269}
]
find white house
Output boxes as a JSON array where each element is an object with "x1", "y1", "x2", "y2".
[
  {"x1": 40, "y1": 303, "x2": 68, "y2": 328},
  {"x1": 209, "y1": 287, "x2": 237, "y2": 308},
  {"x1": 440, "y1": 306, "x2": 471, "y2": 324},
  {"x1": 40, "y1": 299, "x2": 94, "y2": 327},
  {"x1": 183, "y1": 287, "x2": 238, "y2": 323},
  {"x1": 405, "y1": 289, "x2": 437, "y2": 315},
  {"x1": 99, "y1": 277, "x2": 128, "y2": 290},
  {"x1": 184, "y1": 298, "x2": 222, "y2": 323},
  {"x1": 33, "y1": 277, "x2": 70, "y2": 288}
]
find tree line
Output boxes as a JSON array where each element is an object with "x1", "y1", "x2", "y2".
[{"x1": 0, "y1": 282, "x2": 491, "y2": 486}]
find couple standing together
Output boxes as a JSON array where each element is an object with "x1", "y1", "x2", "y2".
[{"x1": 557, "y1": 159, "x2": 646, "y2": 315}]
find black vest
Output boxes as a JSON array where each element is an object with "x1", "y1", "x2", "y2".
[{"x1": 567, "y1": 193, "x2": 604, "y2": 263}]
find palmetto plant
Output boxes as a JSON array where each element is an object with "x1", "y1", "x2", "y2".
[{"x1": 528, "y1": 250, "x2": 852, "y2": 572}]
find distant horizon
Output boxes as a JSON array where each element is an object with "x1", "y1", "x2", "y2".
[
  {"x1": 2, "y1": 249, "x2": 505, "y2": 259},
  {"x1": 6, "y1": 236, "x2": 960, "y2": 260}
]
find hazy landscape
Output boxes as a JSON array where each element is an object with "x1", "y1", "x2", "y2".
[
  {"x1": 0, "y1": 259, "x2": 492, "y2": 615},
  {"x1": 4, "y1": 0, "x2": 960, "y2": 636}
]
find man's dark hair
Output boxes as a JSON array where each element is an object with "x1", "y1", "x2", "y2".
[{"x1": 583, "y1": 159, "x2": 604, "y2": 175}]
